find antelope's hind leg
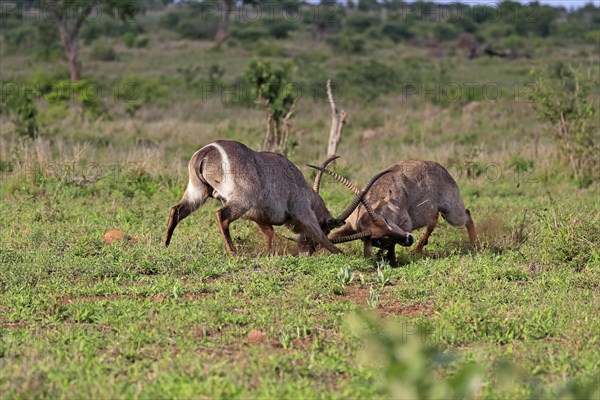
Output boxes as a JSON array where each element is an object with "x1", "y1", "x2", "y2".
[
  {"x1": 465, "y1": 209, "x2": 476, "y2": 245},
  {"x1": 442, "y1": 208, "x2": 476, "y2": 248},
  {"x1": 216, "y1": 202, "x2": 249, "y2": 256}
]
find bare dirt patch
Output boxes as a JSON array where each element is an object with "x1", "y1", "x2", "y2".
[{"x1": 338, "y1": 286, "x2": 434, "y2": 317}]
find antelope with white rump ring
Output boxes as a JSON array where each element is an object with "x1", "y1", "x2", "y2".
[{"x1": 165, "y1": 140, "x2": 389, "y2": 256}]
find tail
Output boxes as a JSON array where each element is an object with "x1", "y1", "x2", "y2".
[{"x1": 165, "y1": 159, "x2": 210, "y2": 247}]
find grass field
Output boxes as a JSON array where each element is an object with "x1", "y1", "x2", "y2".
[{"x1": 1, "y1": 4, "x2": 599, "y2": 398}]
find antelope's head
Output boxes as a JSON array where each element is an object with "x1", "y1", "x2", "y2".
[{"x1": 310, "y1": 166, "x2": 414, "y2": 248}]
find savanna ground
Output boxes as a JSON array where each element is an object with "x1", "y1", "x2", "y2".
[{"x1": 1, "y1": 3, "x2": 599, "y2": 398}]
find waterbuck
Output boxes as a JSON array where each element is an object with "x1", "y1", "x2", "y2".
[
  {"x1": 165, "y1": 140, "x2": 386, "y2": 256},
  {"x1": 311, "y1": 160, "x2": 476, "y2": 266}
]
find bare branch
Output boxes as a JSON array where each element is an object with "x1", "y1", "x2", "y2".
[{"x1": 326, "y1": 80, "x2": 346, "y2": 158}]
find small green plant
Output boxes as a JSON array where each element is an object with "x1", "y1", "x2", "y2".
[
  {"x1": 367, "y1": 286, "x2": 380, "y2": 309},
  {"x1": 280, "y1": 332, "x2": 292, "y2": 349},
  {"x1": 337, "y1": 265, "x2": 355, "y2": 287},
  {"x1": 376, "y1": 260, "x2": 391, "y2": 288},
  {"x1": 172, "y1": 282, "x2": 185, "y2": 299}
]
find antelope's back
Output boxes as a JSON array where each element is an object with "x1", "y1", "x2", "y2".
[{"x1": 364, "y1": 160, "x2": 460, "y2": 204}]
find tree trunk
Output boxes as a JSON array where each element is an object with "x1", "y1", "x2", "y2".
[
  {"x1": 214, "y1": 0, "x2": 232, "y2": 47},
  {"x1": 67, "y1": 41, "x2": 81, "y2": 82},
  {"x1": 56, "y1": 19, "x2": 81, "y2": 82}
]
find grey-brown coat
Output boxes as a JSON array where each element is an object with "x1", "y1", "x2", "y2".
[
  {"x1": 165, "y1": 140, "x2": 381, "y2": 256},
  {"x1": 325, "y1": 160, "x2": 476, "y2": 266}
]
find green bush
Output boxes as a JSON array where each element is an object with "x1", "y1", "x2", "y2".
[
  {"x1": 264, "y1": 19, "x2": 299, "y2": 39},
  {"x1": 115, "y1": 75, "x2": 168, "y2": 117},
  {"x1": 531, "y1": 64, "x2": 599, "y2": 186},
  {"x1": 433, "y1": 23, "x2": 461, "y2": 41},
  {"x1": 0, "y1": 85, "x2": 39, "y2": 138},
  {"x1": 253, "y1": 41, "x2": 287, "y2": 57},
  {"x1": 381, "y1": 22, "x2": 414, "y2": 43},
  {"x1": 345, "y1": 13, "x2": 380, "y2": 33},
  {"x1": 584, "y1": 30, "x2": 600, "y2": 44},
  {"x1": 231, "y1": 24, "x2": 270, "y2": 43},
  {"x1": 159, "y1": 9, "x2": 219, "y2": 40},
  {"x1": 327, "y1": 34, "x2": 366, "y2": 54},
  {"x1": 122, "y1": 32, "x2": 137, "y2": 48},
  {"x1": 44, "y1": 80, "x2": 107, "y2": 120},
  {"x1": 90, "y1": 43, "x2": 117, "y2": 62},
  {"x1": 122, "y1": 32, "x2": 150, "y2": 48},
  {"x1": 81, "y1": 17, "x2": 142, "y2": 45},
  {"x1": 335, "y1": 60, "x2": 399, "y2": 99},
  {"x1": 244, "y1": 59, "x2": 296, "y2": 152},
  {"x1": 135, "y1": 37, "x2": 150, "y2": 48}
]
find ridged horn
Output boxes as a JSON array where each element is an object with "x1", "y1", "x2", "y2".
[
  {"x1": 337, "y1": 168, "x2": 392, "y2": 221},
  {"x1": 331, "y1": 230, "x2": 372, "y2": 244},
  {"x1": 307, "y1": 166, "x2": 391, "y2": 221},
  {"x1": 312, "y1": 155, "x2": 340, "y2": 193}
]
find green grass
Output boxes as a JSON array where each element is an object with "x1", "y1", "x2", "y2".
[
  {"x1": 1, "y1": 8, "x2": 599, "y2": 398},
  {"x1": 0, "y1": 170, "x2": 598, "y2": 398}
]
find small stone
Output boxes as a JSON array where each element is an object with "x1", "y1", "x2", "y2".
[{"x1": 247, "y1": 329, "x2": 266, "y2": 344}]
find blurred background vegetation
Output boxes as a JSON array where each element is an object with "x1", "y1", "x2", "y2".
[{"x1": 1, "y1": 2, "x2": 599, "y2": 398}]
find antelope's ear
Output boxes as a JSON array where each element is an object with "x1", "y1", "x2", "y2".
[{"x1": 327, "y1": 218, "x2": 346, "y2": 229}]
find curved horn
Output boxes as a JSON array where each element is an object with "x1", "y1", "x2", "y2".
[
  {"x1": 331, "y1": 230, "x2": 372, "y2": 244},
  {"x1": 308, "y1": 166, "x2": 391, "y2": 221},
  {"x1": 312, "y1": 155, "x2": 340, "y2": 193},
  {"x1": 337, "y1": 169, "x2": 392, "y2": 221}
]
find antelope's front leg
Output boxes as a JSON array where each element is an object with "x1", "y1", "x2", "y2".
[
  {"x1": 254, "y1": 222, "x2": 275, "y2": 254},
  {"x1": 363, "y1": 239, "x2": 372, "y2": 258},
  {"x1": 386, "y1": 245, "x2": 398, "y2": 267}
]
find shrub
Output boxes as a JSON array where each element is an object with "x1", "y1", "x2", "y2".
[
  {"x1": 135, "y1": 37, "x2": 149, "y2": 48},
  {"x1": 90, "y1": 43, "x2": 117, "y2": 62},
  {"x1": 253, "y1": 41, "x2": 287, "y2": 57},
  {"x1": 264, "y1": 19, "x2": 298, "y2": 39},
  {"x1": 345, "y1": 13, "x2": 380, "y2": 33},
  {"x1": 44, "y1": 80, "x2": 107, "y2": 120},
  {"x1": 530, "y1": 64, "x2": 599, "y2": 186},
  {"x1": 381, "y1": 22, "x2": 414, "y2": 43},
  {"x1": 0, "y1": 86, "x2": 39, "y2": 138},
  {"x1": 584, "y1": 30, "x2": 600, "y2": 44},
  {"x1": 327, "y1": 34, "x2": 366, "y2": 54},
  {"x1": 81, "y1": 17, "x2": 142, "y2": 45},
  {"x1": 244, "y1": 59, "x2": 296, "y2": 152},
  {"x1": 159, "y1": 9, "x2": 219, "y2": 40},
  {"x1": 114, "y1": 75, "x2": 168, "y2": 117},
  {"x1": 122, "y1": 32, "x2": 137, "y2": 48},
  {"x1": 433, "y1": 23, "x2": 461, "y2": 41},
  {"x1": 335, "y1": 60, "x2": 399, "y2": 99},
  {"x1": 230, "y1": 24, "x2": 270, "y2": 42},
  {"x1": 123, "y1": 32, "x2": 149, "y2": 48}
]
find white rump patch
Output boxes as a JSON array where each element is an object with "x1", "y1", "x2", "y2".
[
  {"x1": 185, "y1": 179, "x2": 204, "y2": 204},
  {"x1": 199, "y1": 142, "x2": 234, "y2": 202}
]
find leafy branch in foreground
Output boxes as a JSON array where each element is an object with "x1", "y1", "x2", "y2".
[{"x1": 348, "y1": 311, "x2": 599, "y2": 399}]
